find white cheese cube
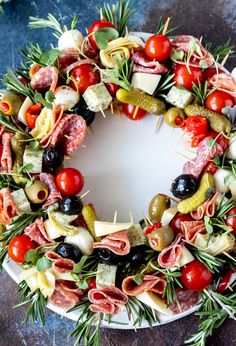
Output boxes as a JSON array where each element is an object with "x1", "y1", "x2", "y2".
[
  {"x1": 127, "y1": 224, "x2": 146, "y2": 246},
  {"x1": 166, "y1": 86, "x2": 193, "y2": 109},
  {"x1": 161, "y1": 206, "x2": 178, "y2": 227},
  {"x1": 226, "y1": 133, "x2": 236, "y2": 159},
  {"x1": 54, "y1": 85, "x2": 80, "y2": 111},
  {"x1": 11, "y1": 188, "x2": 31, "y2": 213},
  {"x1": 131, "y1": 73, "x2": 161, "y2": 95},
  {"x1": 96, "y1": 263, "x2": 117, "y2": 289},
  {"x1": 23, "y1": 146, "x2": 43, "y2": 173},
  {"x1": 82, "y1": 82, "x2": 112, "y2": 112},
  {"x1": 94, "y1": 221, "x2": 133, "y2": 237}
]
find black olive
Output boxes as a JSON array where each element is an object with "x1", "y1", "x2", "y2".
[
  {"x1": 43, "y1": 148, "x2": 64, "y2": 174},
  {"x1": 128, "y1": 245, "x2": 148, "y2": 267},
  {"x1": 98, "y1": 248, "x2": 121, "y2": 265},
  {"x1": 60, "y1": 196, "x2": 83, "y2": 215},
  {"x1": 70, "y1": 98, "x2": 95, "y2": 126},
  {"x1": 55, "y1": 243, "x2": 82, "y2": 262},
  {"x1": 171, "y1": 174, "x2": 198, "y2": 199}
]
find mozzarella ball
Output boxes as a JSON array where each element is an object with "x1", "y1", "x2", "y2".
[
  {"x1": 54, "y1": 85, "x2": 80, "y2": 111},
  {"x1": 58, "y1": 30, "x2": 84, "y2": 51}
]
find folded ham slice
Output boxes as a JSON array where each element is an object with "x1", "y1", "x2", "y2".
[
  {"x1": 131, "y1": 48, "x2": 168, "y2": 74},
  {"x1": 45, "y1": 251, "x2": 74, "y2": 273},
  {"x1": 209, "y1": 73, "x2": 236, "y2": 97},
  {"x1": 0, "y1": 187, "x2": 19, "y2": 224},
  {"x1": 1, "y1": 132, "x2": 13, "y2": 173},
  {"x1": 191, "y1": 192, "x2": 218, "y2": 220},
  {"x1": 48, "y1": 280, "x2": 82, "y2": 310},
  {"x1": 39, "y1": 173, "x2": 62, "y2": 209},
  {"x1": 122, "y1": 274, "x2": 166, "y2": 296},
  {"x1": 158, "y1": 234, "x2": 184, "y2": 269},
  {"x1": 93, "y1": 230, "x2": 130, "y2": 255},
  {"x1": 181, "y1": 220, "x2": 206, "y2": 243},
  {"x1": 88, "y1": 287, "x2": 128, "y2": 315},
  {"x1": 30, "y1": 66, "x2": 58, "y2": 92},
  {"x1": 168, "y1": 288, "x2": 199, "y2": 314},
  {"x1": 24, "y1": 217, "x2": 51, "y2": 245}
]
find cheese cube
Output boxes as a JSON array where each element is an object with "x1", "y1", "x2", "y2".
[
  {"x1": 128, "y1": 224, "x2": 146, "y2": 246},
  {"x1": 82, "y1": 82, "x2": 112, "y2": 112},
  {"x1": 11, "y1": 188, "x2": 31, "y2": 213},
  {"x1": 23, "y1": 146, "x2": 43, "y2": 173},
  {"x1": 131, "y1": 73, "x2": 161, "y2": 95},
  {"x1": 136, "y1": 292, "x2": 172, "y2": 315},
  {"x1": 166, "y1": 86, "x2": 193, "y2": 109},
  {"x1": 94, "y1": 221, "x2": 133, "y2": 237},
  {"x1": 96, "y1": 263, "x2": 117, "y2": 289}
]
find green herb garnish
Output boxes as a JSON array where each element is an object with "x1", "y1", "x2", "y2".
[{"x1": 94, "y1": 27, "x2": 119, "y2": 50}]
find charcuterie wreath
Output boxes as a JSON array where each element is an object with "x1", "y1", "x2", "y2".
[{"x1": 0, "y1": 1, "x2": 236, "y2": 345}]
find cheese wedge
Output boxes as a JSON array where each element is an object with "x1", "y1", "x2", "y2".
[
  {"x1": 11, "y1": 188, "x2": 31, "y2": 213},
  {"x1": 18, "y1": 96, "x2": 34, "y2": 125},
  {"x1": 96, "y1": 263, "x2": 117, "y2": 289},
  {"x1": 94, "y1": 221, "x2": 133, "y2": 237},
  {"x1": 136, "y1": 291, "x2": 172, "y2": 315},
  {"x1": 161, "y1": 206, "x2": 178, "y2": 227},
  {"x1": 131, "y1": 73, "x2": 161, "y2": 95}
]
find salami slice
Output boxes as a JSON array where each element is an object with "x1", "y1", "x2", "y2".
[
  {"x1": 0, "y1": 187, "x2": 19, "y2": 224},
  {"x1": 209, "y1": 73, "x2": 236, "y2": 97},
  {"x1": 1, "y1": 132, "x2": 13, "y2": 172},
  {"x1": 30, "y1": 66, "x2": 58, "y2": 92},
  {"x1": 158, "y1": 234, "x2": 184, "y2": 269},
  {"x1": 49, "y1": 114, "x2": 87, "y2": 156},
  {"x1": 168, "y1": 288, "x2": 199, "y2": 314},
  {"x1": 62, "y1": 59, "x2": 95, "y2": 74},
  {"x1": 93, "y1": 230, "x2": 130, "y2": 255},
  {"x1": 24, "y1": 217, "x2": 51, "y2": 245},
  {"x1": 190, "y1": 192, "x2": 218, "y2": 220},
  {"x1": 122, "y1": 274, "x2": 166, "y2": 296},
  {"x1": 90, "y1": 302, "x2": 121, "y2": 314},
  {"x1": 82, "y1": 43, "x2": 100, "y2": 60},
  {"x1": 45, "y1": 251, "x2": 74, "y2": 273},
  {"x1": 59, "y1": 280, "x2": 83, "y2": 295},
  {"x1": 48, "y1": 280, "x2": 81, "y2": 310},
  {"x1": 39, "y1": 173, "x2": 62, "y2": 209},
  {"x1": 181, "y1": 220, "x2": 206, "y2": 243},
  {"x1": 131, "y1": 48, "x2": 168, "y2": 74},
  {"x1": 183, "y1": 137, "x2": 224, "y2": 178}
]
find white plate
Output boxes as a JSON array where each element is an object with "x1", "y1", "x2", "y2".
[{"x1": 3, "y1": 32, "x2": 199, "y2": 328}]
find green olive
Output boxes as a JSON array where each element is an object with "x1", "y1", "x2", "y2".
[
  {"x1": 0, "y1": 94, "x2": 23, "y2": 116},
  {"x1": 25, "y1": 181, "x2": 49, "y2": 204},
  {"x1": 163, "y1": 107, "x2": 185, "y2": 128},
  {"x1": 149, "y1": 194, "x2": 170, "y2": 222},
  {"x1": 148, "y1": 226, "x2": 174, "y2": 251}
]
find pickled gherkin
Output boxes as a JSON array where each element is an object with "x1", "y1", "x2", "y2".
[
  {"x1": 11, "y1": 132, "x2": 26, "y2": 185},
  {"x1": 82, "y1": 204, "x2": 101, "y2": 241},
  {"x1": 116, "y1": 88, "x2": 166, "y2": 115}
]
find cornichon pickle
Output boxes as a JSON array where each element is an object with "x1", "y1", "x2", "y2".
[
  {"x1": 149, "y1": 193, "x2": 170, "y2": 221},
  {"x1": 177, "y1": 173, "x2": 215, "y2": 214},
  {"x1": 148, "y1": 226, "x2": 174, "y2": 251},
  {"x1": 116, "y1": 88, "x2": 166, "y2": 115},
  {"x1": 11, "y1": 132, "x2": 26, "y2": 185},
  {"x1": 0, "y1": 94, "x2": 22, "y2": 116},
  {"x1": 184, "y1": 104, "x2": 231, "y2": 134},
  {"x1": 82, "y1": 204, "x2": 101, "y2": 241}
]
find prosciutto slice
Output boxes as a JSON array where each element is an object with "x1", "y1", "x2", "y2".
[
  {"x1": 158, "y1": 234, "x2": 184, "y2": 269},
  {"x1": 93, "y1": 230, "x2": 130, "y2": 255},
  {"x1": 122, "y1": 274, "x2": 166, "y2": 296},
  {"x1": 39, "y1": 173, "x2": 62, "y2": 209},
  {"x1": 30, "y1": 66, "x2": 58, "y2": 92},
  {"x1": 45, "y1": 251, "x2": 74, "y2": 273},
  {"x1": 183, "y1": 136, "x2": 224, "y2": 178},
  {"x1": 1, "y1": 132, "x2": 13, "y2": 172},
  {"x1": 88, "y1": 287, "x2": 128, "y2": 315},
  {"x1": 131, "y1": 48, "x2": 168, "y2": 74},
  {"x1": 48, "y1": 280, "x2": 82, "y2": 310},
  {"x1": 209, "y1": 73, "x2": 236, "y2": 97},
  {"x1": 24, "y1": 217, "x2": 51, "y2": 245},
  {"x1": 190, "y1": 192, "x2": 218, "y2": 220},
  {"x1": 0, "y1": 187, "x2": 19, "y2": 224},
  {"x1": 171, "y1": 35, "x2": 214, "y2": 68},
  {"x1": 181, "y1": 220, "x2": 206, "y2": 243},
  {"x1": 168, "y1": 288, "x2": 199, "y2": 314}
]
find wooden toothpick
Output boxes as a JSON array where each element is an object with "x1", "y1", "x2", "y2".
[
  {"x1": 162, "y1": 17, "x2": 170, "y2": 36},
  {"x1": 80, "y1": 190, "x2": 90, "y2": 199},
  {"x1": 142, "y1": 212, "x2": 153, "y2": 226},
  {"x1": 110, "y1": 102, "x2": 114, "y2": 114},
  {"x1": 169, "y1": 196, "x2": 180, "y2": 203},
  {"x1": 203, "y1": 289, "x2": 214, "y2": 302},
  {"x1": 64, "y1": 134, "x2": 71, "y2": 139},
  {"x1": 219, "y1": 54, "x2": 229, "y2": 70},
  {"x1": 133, "y1": 105, "x2": 139, "y2": 119},
  {"x1": 129, "y1": 210, "x2": 134, "y2": 224},
  {"x1": 113, "y1": 211, "x2": 117, "y2": 224},
  {"x1": 100, "y1": 107, "x2": 106, "y2": 118},
  {"x1": 154, "y1": 116, "x2": 161, "y2": 133},
  {"x1": 175, "y1": 151, "x2": 196, "y2": 165},
  {"x1": 223, "y1": 251, "x2": 236, "y2": 262},
  {"x1": 81, "y1": 144, "x2": 86, "y2": 148}
]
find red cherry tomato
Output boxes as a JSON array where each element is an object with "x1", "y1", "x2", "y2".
[
  {"x1": 88, "y1": 277, "x2": 97, "y2": 290},
  {"x1": 145, "y1": 34, "x2": 172, "y2": 62},
  {"x1": 204, "y1": 161, "x2": 218, "y2": 175},
  {"x1": 225, "y1": 206, "x2": 236, "y2": 235},
  {"x1": 173, "y1": 65, "x2": 203, "y2": 91},
  {"x1": 169, "y1": 213, "x2": 194, "y2": 234},
  {"x1": 56, "y1": 168, "x2": 84, "y2": 196},
  {"x1": 185, "y1": 116, "x2": 208, "y2": 147},
  {"x1": 181, "y1": 260, "x2": 212, "y2": 291},
  {"x1": 123, "y1": 103, "x2": 148, "y2": 121},
  {"x1": 203, "y1": 67, "x2": 224, "y2": 82},
  {"x1": 205, "y1": 90, "x2": 235, "y2": 114},
  {"x1": 25, "y1": 103, "x2": 42, "y2": 128},
  {"x1": 218, "y1": 270, "x2": 235, "y2": 293},
  {"x1": 8, "y1": 235, "x2": 36, "y2": 263},
  {"x1": 70, "y1": 64, "x2": 100, "y2": 94},
  {"x1": 105, "y1": 82, "x2": 120, "y2": 98},
  {"x1": 88, "y1": 20, "x2": 115, "y2": 50},
  {"x1": 207, "y1": 130, "x2": 229, "y2": 151}
]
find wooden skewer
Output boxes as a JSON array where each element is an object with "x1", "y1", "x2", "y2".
[
  {"x1": 175, "y1": 151, "x2": 196, "y2": 165},
  {"x1": 162, "y1": 17, "x2": 171, "y2": 36},
  {"x1": 129, "y1": 210, "x2": 134, "y2": 224},
  {"x1": 133, "y1": 105, "x2": 139, "y2": 119},
  {"x1": 100, "y1": 107, "x2": 106, "y2": 118},
  {"x1": 143, "y1": 213, "x2": 153, "y2": 226},
  {"x1": 80, "y1": 190, "x2": 90, "y2": 199},
  {"x1": 64, "y1": 134, "x2": 71, "y2": 139},
  {"x1": 203, "y1": 289, "x2": 214, "y2": 302},
  {"x1": 100, "y1": 8, "x2": 103, "y2": 20},
  {"x1": 142, "y1": 213, "x2": 149, "y2": 227},
  {"x1": 154, "y1": 116, "x2": 161, "y2": 133},
  {"x1": 169, "y1": 196, "x2": 179, "y2": 203},
  {"x1": 223, "y1": 251, "x2": 236, "y2": 262},
  {"x1": 219, "y1": 54, "x2": 229, "y2": 70},
  {"x1": 110, "y1": 102, "x2": 114, "y2": 114},
  {"x1": 113, "y1": 211, "x2": 117, "y2": 224},
  {"x1": 81, "y1": 144, "x2": 86, "y2": 148},
  {"x1": 169, "y1": 178, "x2": 176, "y2": 183}
]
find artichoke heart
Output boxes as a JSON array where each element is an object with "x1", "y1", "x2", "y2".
[
  {"x1": 100, "y1": 37, "x2": 140, "y2": 68},
  {"x1": 48, "y1": 211, "x2": 78, "y2": 236},
  {"x1": 194, "y1": 232, "x2": 235, "y2": 256},
  {"x1": 37, "y1": 271, "x2": 55, "y2": 298},
  {"x1": 31, "y1": 107, "x2": 54, "y2": 140}
]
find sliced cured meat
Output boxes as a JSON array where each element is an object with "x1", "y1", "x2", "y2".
[
  {"x1": 158, "y1": 234, "x2": 184, "y2": 269},
  {"x1": 209, "y1": 73, "x2": 236, "y2": 97},
  {"x1": 168, "y1": 288, "x2": 199, "y2": 314},
  {"x1": 183, "y1": 136, "x2": 224, "y2": 178},
  {"x1": 24, "y1": 217, "x2": 51, "y2": 245},
  {"x1": 181, "y1": 220, "x2": 206, "y2": 243},
  {"x1": 59, "y1": 280, "x2": 83, "y2": 295},
  {"x1": 62, "y1": 59, "x2": 95, "y2": 74},
  {"x1": 1, "y1": 132, "x2": 13, "y2": 172},
  {"x1": 49, "y1": 114, "x2": 87, "y2": 156},
  {"x1": 48, "y1": 280, "x2": 81, "y2": 310},
  {"x1": 172, "y1": 35, "x2": 214, "y2": 68},
  {"x1": 58, "y1": 49, "x2": 80, "y2": 71},
  {"x1": 30, "y1": 66, "x2": 58, "y2": 92},
  {"x1": 0, "y1": 187, "x2": 19, "y2": 224},
  {"x1": 122, "y1": 274, "x2": 166, "y2": 296},
  {"x1": 93, "y1": 230, "x2": 130, "y2": 255},
  {"x1": 39, "y1": 173, "x2": 62, "y2": 209},
  {"x1": 191, "y1": 192, "x2": 218, "y2": 220},
  {"x1": 45, "y1": 251, "x2": 74, "y2": 273},
  {"x1": 40, "y1": 104, "x2": 65, "y2": 148},
  {"x1": 90, "y1": 302, "x2": 121, "y2": 314},
  {"x1": 131, "y1": 48, "x2": 168, "y2": 74}
]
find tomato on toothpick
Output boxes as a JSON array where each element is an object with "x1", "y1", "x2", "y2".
[
  {"x1": 225, "y1": 207, "x2": 236, "y2": 235},
  {"x1": 123, "y1": 103, "x2": 148, "y2": 121},
  {"x1": 88, "y1": 20, "x2": 115, "y2": 50},
  {"x1": 70, "y1": 64, "x2": 100, "y2": 94},
  {"x1": 181, "y1": 260, "x2": 212, "y2": 291},
  {"x1": 56, "y1": 168, "x2": 84, "y2": 196},
  {"x1": 145, "y1": 34, "x2": 172, "y2": 62},
  {"x1": 203, "y1": 67, "x2": 224, "y2": 82},
  {"x1": 26, "y1": 103, "x2": 42, "y2": 128},
  {"x1": 205, "y1": 90, "x2": 235, "y2": 114},
  {"x1": 8, "y1": 235, "x2": 36, "y2": 263},
  {"x1": 173, "y1": 65, "x2": 203, "y2": 91}
]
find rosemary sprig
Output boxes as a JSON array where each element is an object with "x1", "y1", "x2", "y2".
[
  {"x1": 0, "y1": 110, "x2": 26, "y2": 134},
  {"x1": 15, "y1": 280, "x2": 47, "y2": 324},
  {"x1": 20, "y1": 43, "x2": 59, "y2": 67},
  {"x1": 2, "y1": 69, "x2": 35, "y2": 100},
  {"x1": 97, "y1": 0, "x2": 136, "y2": 37},
  {"x1": 100, "y1": 58, "x2": 133, "y2": 90},
  {"x1": 192, "y1": 248, "x2": 226, "y2": 273},
  {"x1": 28, "y1": 14, "x2": 68, "y2": 39},
  {"x1": 192, "y1": 80, "x2": 217, "y2": 105},
  {"x1": 205, "y1": 39, "x2": 235, "y2": 61},
  {"x1": 126, "y1": 297, "x2": 159, "y2": 327},
  {"x1": 72, "y1": 255, "x2": 99, "y2": 289},
  {"x1": 154, "y1": 72, "x2": 175, "y2": 97},
  {"x1": 155, "y1": 17, "x2": 177, "y2": 35}
]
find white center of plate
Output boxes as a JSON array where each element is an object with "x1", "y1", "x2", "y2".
[{"x1": 68, "y1": 110, "x2": 192, "y2": 222}]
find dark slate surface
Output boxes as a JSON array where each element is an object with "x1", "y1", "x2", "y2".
[{"x1": 0, "y1": 0, "x2": 236, "y2": 345}]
